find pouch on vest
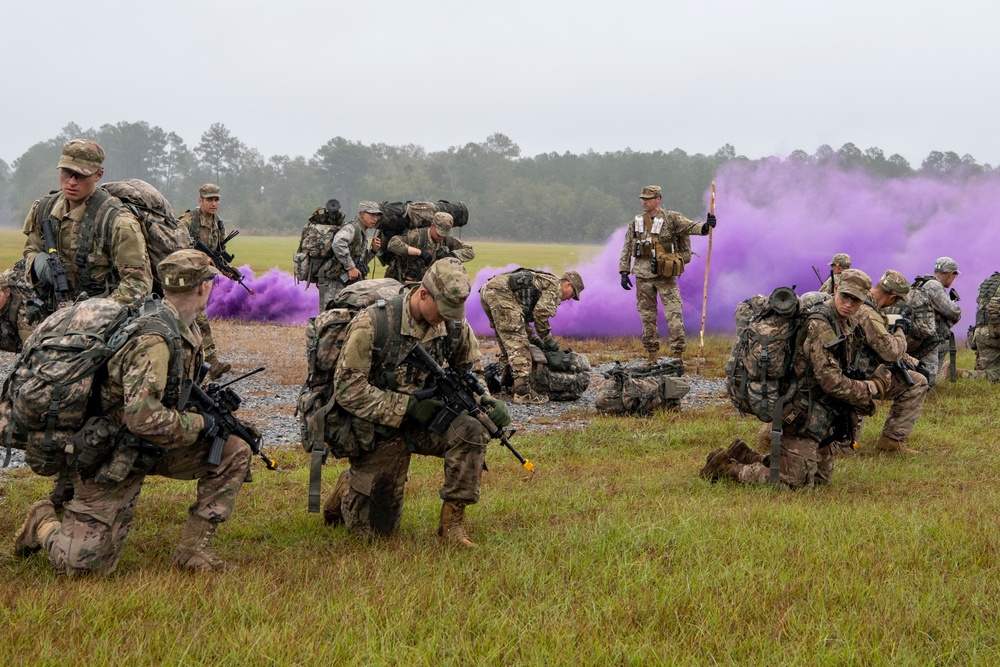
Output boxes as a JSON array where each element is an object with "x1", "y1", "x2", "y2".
[{"x1": 656, "y1": 253, "x2": 686, "y2": 278}]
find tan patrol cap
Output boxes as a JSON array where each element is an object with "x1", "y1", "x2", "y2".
[
  {"x1": 421, "y1": 257, "x2": 471, "y2": 321},
  {"x1": 836, "y1": 268, "x2": 871, "y2": 301},
  {"x1": 829, "y1": 253, "x2": 852, "y2": 268},
  {"x1": 199, "y1": 183, "x2": 221, "y2": 199},
  {"x1": 158, "y1": 249, "x2": 220, "y2": 288},
  {"x1": 57, "y1": 139, "x2": 105, "y2": 176},
  {"x1": 640, "y1": 185, "x2": 662, "y2": 199},
  {"x1": 878, "y1": 270, "x2": 909, "y2": 297},
  {"x1": 431, "y1": 212, "x2": 454, "y2": 236},
  {"x1": 561, "y1": 271, "x2": 585, "y2": 300}
]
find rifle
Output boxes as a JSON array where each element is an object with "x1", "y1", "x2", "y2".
[
  {"x1": 178, "y1": 366, "x2": 279, "y2": 470},
  {"x1": 400, "y1": 343, "x2": 535, "y2": 476},
  {"x1": 891, "y1": 360, "x2": 916, "y2": 386},
  {"x1": 340, "y1": 258, "x2": 370, "y2": 285},
  {"x1": 949, "y1": 331, "x2": 957, "y2": 382},
  {"x1": 40, "y1": 216, "x2": 71, "y2": 307},
  {"x1": 193, "y1": 237, "x2": 255, "y2": 295},
  {"x1": 811, "y1": 265, "x2": 824, "y2": 288}
]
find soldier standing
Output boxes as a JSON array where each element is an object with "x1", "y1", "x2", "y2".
[
  {"x1": 962, "y1": 272, "x2": 1000, "y2": 383},
  {"x1": 618, "y1": 185, "x2": 716, "y2": 365},
  {"x1": 22, "y1": 139, "x2": 152, "y2": 317},
  {"x1": 917, "y1": 257, "x2": 962, "y2": 388},
  {"x1": 178, "y1": 184, "x2": 232, "y2": 379},
  {"x1": 321, "y1": 259, "x2": 510, "y2": 547},
  {"x1": 701, "y1": 270, "x2": 891, "y2": 488},
  {"x1": 479, "y1": 268, "x2": 585, "y2": 404},
  {"x1": 384, "y1": 212, "x2": 475, "y2": 282},
  {"x1": 819, "y1": 253, "x2": 852, "y2": 294},
  {"x1": 13, "y1": 250, "x2": 253, "y2": 574},
  {"x1": 319, "y1": 201, "x2": 383, "y2": 310}
]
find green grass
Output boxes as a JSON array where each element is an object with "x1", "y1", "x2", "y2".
[{"x1": 2, "y1": 343, "x2": 999, "y2": 664}]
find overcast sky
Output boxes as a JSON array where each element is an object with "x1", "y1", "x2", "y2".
[{"x1": 2, "y1": 0, "x2": 995, "y2": 167}]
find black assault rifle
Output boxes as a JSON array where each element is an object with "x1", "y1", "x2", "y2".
[
  {"x1": 194, "y1": 233, "x2": 254, "y2": 295},
  {"x1": 40, "y1": 216, "x2": 71, "y2": 308},
  {"x1": 400, "y1": 343, "x2": 535, "y2": 476},
  {"x1": 179, "y1": 366, "x2": 279, "y2": 470}
]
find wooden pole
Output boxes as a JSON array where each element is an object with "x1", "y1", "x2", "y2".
[{"x1": 695, "y1": 181, "x2": 715, "y2": 374}]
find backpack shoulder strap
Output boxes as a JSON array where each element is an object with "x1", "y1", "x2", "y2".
[{"x1": 75, "y1": 190, "x2": 120, "y2": 290}]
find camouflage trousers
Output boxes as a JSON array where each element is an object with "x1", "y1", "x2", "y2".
[
  {"x1": 635, "y1": 276, "x2": 685, "y2": 355},
  {"x1": 964, "y1": 327, "x2": 1000, "y2": 382},
  {"x1": 337, "y1": 414, "x2": 489, "y2": 536},
  {"x1": 479, "y1": 286, "x2": 534, "y2": 382},
  {"x1": 740, "y1": 426, "x2": 834, "y2": 488},
  {"x1": 38, "y1": 435, "x2": 251, "y2": 576},
  {"x1": 195, "y1": 311, "x2": 217, "y2": 360},
  {"x1": 917, "y1": 340, "x2": 949, "y2": 389},
  {"x1": 317, "y1": 276, "x2": 347, "y2": 312},
  {"x1": 875, "y1": 370, "x2": 929, "y2": 441}
]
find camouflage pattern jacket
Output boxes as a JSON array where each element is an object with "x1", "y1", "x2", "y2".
[
  {"x1": 385, "y1": 227, "x2": 475, "y2": 281},
  {"x1": 334, "y1": 286, "x2": 481, "y2": 429},
  {"x1": 617, "y1": 207, "x2": 710, "y2": 279},
  {"x1": 332, "y1": 219, "x2": 376, "y2": 274},
  {"x1": 99, "y1": 299, "x2": 205, "y2": 449},
  {"x1": 483, "y1": 270, "x2": 563, "y2": 341},
  {"x1": 178, "y1": 209, "x2": 226, "y2": 252},
  {"x1": 22, "y1": 191, "x2": 152, "y2": 307},
  {"x1": 922, "y1": 276, "x2": 962, "y2": 332},
  {"x1": 856, "y1": 294, "x2": 913, "y2": 369}
]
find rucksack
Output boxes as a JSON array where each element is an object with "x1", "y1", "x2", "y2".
[
  {"x1": 100, "y1": 179, "x2": 192, "y2": 284},
  {"x1": 293, "y1": 202, "x2": 346, "y2": 285},
  {"x1": 976, "y1": 272, "x2": 1000, "y2": 327},
  {"x1": 527, "y1": 345, "x2": 592, "y2": 401},
  {"x1": 594, "y1": 360, "x2": 689, "y2": 415},
  {"x1": 0, "y1": 296, "x2": 183, "y2": 475},
  {"x1": 376, "y1": 200, "x2": 469, "y2": 262}
]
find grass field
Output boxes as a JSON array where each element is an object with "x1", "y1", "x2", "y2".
[{"x1": 3, "y1": 232, "x2": 1000, "y2": 664}]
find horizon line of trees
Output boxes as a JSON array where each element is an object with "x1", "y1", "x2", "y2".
[{"x1": 0, "y1": 121, "x2": 995, "y2": 243}]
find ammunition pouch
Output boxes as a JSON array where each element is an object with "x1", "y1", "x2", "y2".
[
  {"x1": 656, "y1": 253, "x2": 685, "y2": 278},
  {"x1": 65, "y1": 416, "x2": 118, "y2": 473}
]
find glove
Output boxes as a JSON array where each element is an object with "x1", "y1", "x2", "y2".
[
  {"x1": 914, "y1": 361, "x2": 932, "y2": 381},
  {"x1": 541, "y1": 337, "x2": 560, "y2": 352},
  {"x1": 419, "y1": 249, "x2": 433, "y2": 264},
  {"x1": 868, "y1": 364, "x2": 892, "y2": 396},
  {"x1": 620, "y1": 273, "x2": 632, "y2": 290},
  {"x1": 436, "y1": 247, "x2": 457, "y2": 260},
  {"x1": 891, "y1": 317, "x2": 910, "y2": 335},
  {"x1": 479, "y1": 395, "x2": 511, "y2": 429},
  {"x1": 949, "y1": 288, "x2": 960, "y2": 302},
  {"x1": 198, "y1": 413, "x2": 218, "y2": 441},
  {"x1": 405, "y1": 397, "x2": 444, "y2": 425},
  {"x1": 32, "y1": 252, "x2": 52, "y2": 285},
  {"x1": 705, "y1": 213, "x2": 717, "y2": 229}
]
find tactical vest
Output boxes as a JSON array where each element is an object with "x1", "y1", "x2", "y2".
[
  {"x1": 630, "y1": 214, "x2": 688, "y2": 277},
  {"x1": 35, "y1": 190, "x2": 125, "y2": 297},
  {"x1": 185, "y1": 210, "x2": 226, "y2": 251},
  {"x1": 508, "y1": 269, "x2": 542, "y2": 317},
  {"x1": 389, "y1": 228, "x2": 435, "y2": 282},
  {"x1": 345, "y1": 219, "x2": 368, "y2": 266}
]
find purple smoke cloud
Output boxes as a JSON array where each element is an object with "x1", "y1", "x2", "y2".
[{"x1": 206, "y1": 266, "x2": 319, "y2": 324}]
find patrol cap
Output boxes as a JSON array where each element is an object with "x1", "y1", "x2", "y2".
[
  {"x1": 158, "y1": 249, "x2": 220, "y2": 289},
  {"x1": 358, "y1": 201, "x2": 382, "y2": 214},
  {"x1": 878, "y1": 270, "x2": 909, "y2": 297},
  {"x1": 836, "y1": 268, "x2": 871, "y2": 301},
  {"x1": 561, "y1": 271, "x2": 585, "y2": 300},
  {"x1": 0, "y1": 268, "x2": 14, "y2": 289},
  {"x1": 640, "y1": 185, "x2": 662, "y2": 199},
  {"x1": 421, "y1": 257, "x2": 470, "y2": 321},
  {"x1": 199, "y1": 183, "x2": 221, "y2": 199},
  {"x1": 934, "y1": 257, "x2": 959, "y2": 274},
  {"x1": 57, "y1": 139, "x2": 105, "y2": 176},
  {"x1": 829, "y1": 253, "x2": 852, "y2": 268},
  {"x1": 431, "y1": 212, "x2": 454, "y2": 236}
]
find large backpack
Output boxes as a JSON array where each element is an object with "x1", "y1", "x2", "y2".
[
  {"x1": 0, "y1": 296, "x2": 183, "y2": 475},
  {"x1": 293, "y1": 201, "x2": 346, "y2": 285},
  {"x1": 594, "y1": 360, "x2": 689, "y2": 415},
  {"x1": 376, "y1": 200, "x2": 469, "y2": 263},
  {"x1": 100, "y1": 179, "x2": 192, "y2": 284},
  {"x1": 976, "y1": 272, "x2": 1000, "y2": 327}
]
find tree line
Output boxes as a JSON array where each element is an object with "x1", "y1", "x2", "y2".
[{"x1": 0, "y1": 122, "x2": 996, "y2": 243}]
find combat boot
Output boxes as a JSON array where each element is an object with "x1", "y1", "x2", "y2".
[
  {"x1": 323, "y1": 470, "x2": 349, "y2": 527},
  {"x1": 13, "y1": 499, "x2": 59, "y2": 558},
  {"x1": 645, "y1": 350, "x2": 659, "y2": 366},
  {"x1": 699, "y1": 448, "x2": 742, "y2": 482},
  {"x1": 726, "y1": 438, "x2": 763, "y2": 465},
  {"x1": 875, "y1": 435, "x2": 921, "y2": 456},
  {"x1": 438, "y1": 501, "x2": 477, "y2": 548},
  {"x1": 512, "y1": 378, "x2": 548, "y2": 405},
  {"x1": 171, "y1": 516, "x2": 231, "y2": 572},
  {"x1": 206, "y1": 355, "x2": 232, "y2": 380}
]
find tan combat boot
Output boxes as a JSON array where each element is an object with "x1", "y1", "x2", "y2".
[
  {"x1": 323, "y1": 470, "x2": 350, "y2": 527},
  {"x1": 438, "y1": 501, "x2": 477, "y2": 548},
  {"x1": 875, "y1": 435, "x2": 921, "y2": 456},
  {"x1": 206, "y1": 355, "x2": 232, "y2": 380},
  {"x1": 512, "y1": 378, "x2": 548, "y2": 405},
  {"x1": 13, "y1": 499, "x2": 59, "y2": 558},
  {"x1": 699, "y1": 448, "x2": 742, "y2": 482},
  {"x1": 171, "y1": 516, "x2": 230, "y2": 572},
  {"x1": 645, "y1": 350, "x2": 659, "y2": 366},
  {"x1": 726, "y1": 438, "x2": 763, "y2": 465}
]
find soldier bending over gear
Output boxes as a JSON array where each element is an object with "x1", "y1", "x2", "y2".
[
  {"x1": 13, "y1": 250, "x2": 254, "y2": 574},
  {"x1": 322, "y1": 258, "x2": 510, "y2": 547},
  {"x1": 479, "y1": 268, "x2": 585, "y2": 404},
  {"x1": 385, "y1": 212, "x2": 475, "y2": 282},
  {"x1": 701, "y1": 270, "x2": 890, "y2": 488}
]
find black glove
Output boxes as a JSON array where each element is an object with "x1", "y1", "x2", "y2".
[
  {"x1": 405, "y1": 397, "x2": 444, "y2": 425},
  {"x1": 419, "y1": 250, "x2": 433, "y2": 264},
  {"x1": 479, "y1": 395, "x2": 511, "y2": 429},
  {"x1": 541, "y1": 337, "x2": 560, "y2": 352},
  {"x1": 436, "y1": 247, "x2": 457, "y2": 260},
  {"x1": 198, "y1": 413, "x2": 218, "y2": 441},
  {"x1": 891, "y1": 317, "x2": 910, "y2": 335},
  {"x1": 705, "y1": 213, "x2": 717, "y2": 229},
  {"x1": 949, "y1": 288, "x2": 960, "y2": 302},
  {"x1": 620, "y1": 273, "x2": 632, "y2": 290},
  {"x1": 915, "y1": 361, "x2": 932, "y2": 381}
]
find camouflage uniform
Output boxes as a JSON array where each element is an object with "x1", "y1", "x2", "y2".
[
  {"x1": 320, "y1": 217, "x2": 378, "y2": 310},
  {"x1": 178, "y1": 187, "x2": 227, "y2": 364},
  {"x1": 0, "y1": 266, "x2": 33, "y2": 353},
  {"x1": 915, "y1": 273, "x2": 962, "y2": 388},
  {"x1": 479, "y1": 269, "x2": 564, "y2": 383},
  {"x1": 384, "y1": 220, "x2": 475, "y2": 282},
  {"x1": 618, "y1": 192, "x2": 711, "y2": 356},
  {"x1": 819, "y1": 253, "x2": 851, "y2": 295},
  {"x1": 966, "y1": 295, "x2": 1000, "y2": 382},
  {"x1": 22, "y1": 141, "x2": 152, "y2": 316},
  {"x1": 329, "y1": 261, "x2": 489, "y2": 536},
  {"x1": 21, "y1": 251, "x2": 251, "y2": 575}
]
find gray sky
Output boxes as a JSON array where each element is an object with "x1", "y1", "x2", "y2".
[{"x1": 2, "y1": 0, "x2": 995, "y2": 166}]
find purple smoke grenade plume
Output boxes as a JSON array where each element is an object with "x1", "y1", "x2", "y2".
[{"x1": 206, "y1": 265, "x2": 319, "y2": 324}]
